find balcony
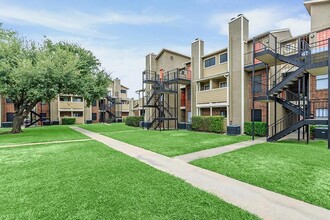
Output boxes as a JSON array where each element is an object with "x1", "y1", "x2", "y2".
[
  {"x1": 196, "y1": 88, "x2": 227, "y2": 105},
  {"x1": 59, "y1": 101, "x2": 84, "y2": 110},
  {"x1": 122, "y1": 103, "x2": 129, "y2": 112}
]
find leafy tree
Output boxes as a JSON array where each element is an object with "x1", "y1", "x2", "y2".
[{"x1": 0, "y1": 26, "x2": 111, "y2": 133}]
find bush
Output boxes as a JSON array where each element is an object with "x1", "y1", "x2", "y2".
[
  {"x1": 61, "y1": 117, "x2": 76, "y2": 125},
  {"x1": 310, "y1": 125, "x2": 316, "y2": 139},
  {"x1": 125, "y1": 116, "x2": 143, "y2": 127},
  {"x1": 192, "y1": 116, "x2": 225, "y2": 133},
  {"x1": 244, "y1": 122, "x2": 267, "y2": 136}
]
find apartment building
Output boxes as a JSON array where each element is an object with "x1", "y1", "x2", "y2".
[
  {"x1": 139, "y1": 0, "x2": 330, "y2": 142},
  {"x1": 0, "y1": 78, "x2": 131, "y2": 127}
]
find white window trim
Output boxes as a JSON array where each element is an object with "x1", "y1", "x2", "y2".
[
  {"x1": 204, "y1": 56, "x2": 216, "y2": 69},
  {"x1": 219, "y1": 81, "x2": 227, "y2": 88},
  {"x1": 204, "y1": 84, "x2": 210, "y2": 90},
  {"x1": 219, "y1": 52, "x2": 228, "y2": 64}
]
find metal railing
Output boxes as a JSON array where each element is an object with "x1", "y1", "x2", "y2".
[{"x1": 268, "y1": 111, "x2": 300, "y2": 138}]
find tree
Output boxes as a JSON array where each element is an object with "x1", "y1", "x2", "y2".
[{"x1": 0, "y1": 26, "x2": 111, "y2": 133}]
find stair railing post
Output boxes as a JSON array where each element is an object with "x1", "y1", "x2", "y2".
[
  {"x1": 252, "y1": 38, "x2": 256, "y2": 141},
  {"x1": 328, "y1": 38, "x2": 330, "y2": 149},
  {"x1": 298, "y1": 78, "x2": 301, "y2": 141}
]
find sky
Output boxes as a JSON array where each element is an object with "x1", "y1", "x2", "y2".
[{"x1": 0, "y1": 0, "x2": 311, "y2": 98}]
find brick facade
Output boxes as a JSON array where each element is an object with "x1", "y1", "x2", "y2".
[{"x1": 248, "y1": 70, "x2": 267, "y2": 122}]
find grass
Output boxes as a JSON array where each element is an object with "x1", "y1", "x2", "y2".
[
  {"x1": 0, "y1": 140, "x2": 258, "y2": 219},
  {"x1": 191, "y1": 140, "x2": 330, "y2": 210},
  {"x1": 0, "y1": 126, "x2": 88, "y2": 146},
  {"x1": 79, "y1": 123, "x2": 251, "y2": 157}
]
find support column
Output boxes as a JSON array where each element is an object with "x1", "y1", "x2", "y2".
[{"x1": 328, "y1": 38, "x2": 330, "y2": 149}]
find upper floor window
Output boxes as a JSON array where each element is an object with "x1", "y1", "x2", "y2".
[
  {"x1": 253, "y1": 75, "x2": 262, "y2": 93},
  {"x1": 121, "y1": 90, "x2": 127, "y2": 94},
  {"x1": 219, "y1": 82, "x2": 227, "y2": 88},
  {"x1": 92, "y1": 100, "x2": 97, "y2": 106},
  {"x1": 316, "y1": 75, "x2": 328, "y2": 90},
  {"x1": 204, "y1": 84, "x2": 210, "y2": 90},
  {"x1": 6, "y1": 98, "x2": 13, "y2": 103},
  {"x1": 316, "y1": 108, "x2": 328, "y2": 118},
  {"x1": 72, "y1": 97, "x2": 83, "y2": 102},
  {"x1": 204, "y1": 57, "x2": 216, "y2": 68},
  {"x1": 60, "y1": 96, "x2": 71, "y2": 102},
  {"x1": 219, "y1": 53, "x2": 228, "y2": 63}
]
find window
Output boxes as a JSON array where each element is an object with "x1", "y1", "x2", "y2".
[
  {"x1": 72, "y1": 97, "x2": 83, "y2": 102},
  {"x1": 219, "y1": 82, "x2": 227, "y2": 88},
  {"x1": 316, "y1": 75, "x2": 328, "y2": 90},
  {"x1": 253, "y1": 75, "x2": 262, "y2": 93},
  {"x1": 121, "y1": 90, "x2": 127, "y2": 94},
  {"x1": 219, "y1": 53, "x2": 228, "y2": 63},
  {"x1": 204, "y1": 84, "x2": 210, "y2": 90},
  {"x1": 73, "y1": 112, "x2": 83, "y2": 117},
  {"x1": 187, "y1": 88, "x2": 191, "y2": 101},
  {"x1": 60, "y1": 96, "x2": 71, "y2": 101},
  {"x1": 40, "y1": 113, "x2": 47, "y2": 118},
  {"x1": 92, "y1": 113, "x2": 97, "y2": 120},
  {"x1": 92, "y1": 100, "x2": 97, "y2": 106},
  {"x1": 251, "y1": 109, "x2": 262, "y2": 122},
  {"x1": 204, "y1": 57, "x2": 216, "y2": 68},
  {"x1": 6, "y1": 98, "x2": 13, "y2": 103},
  {"x1": 316, "y1": 108, "x2": 328, "y2": 118},
  {"x1": 6, "y1": 113, "x2": 14, "y2": 122}
]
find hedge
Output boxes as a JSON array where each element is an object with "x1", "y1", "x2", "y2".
[
  {"x1": 125, "y1": 116, "x2": 144, "y2": 127},
  {"x1": 191, "y1": 116, "x2": 225, "y2": 133},
  {"x1": 61, "y1": 117, "x2": 76, "y2": 125},
  {"x1": 244, "y1": 122, "x2": 267, "y2": 136}
]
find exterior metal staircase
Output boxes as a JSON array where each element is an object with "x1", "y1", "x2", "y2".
[
  {"x1": 253, "y1": 34, "x2": 329, "y2": 142},
  {"x1": 142, "y1": 68, "x2": 190, "y2": 131}
]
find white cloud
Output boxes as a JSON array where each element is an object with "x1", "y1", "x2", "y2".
[
  {"x1": 0, "y1": 3, "x2": 179, "y2": 36},
  {"x1": 210, "y1": 6, "x2": 310, "y2": 38}
]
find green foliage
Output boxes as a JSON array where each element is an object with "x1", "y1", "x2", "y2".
[
  {"x1": 0, "y1": 25, "x2": 111, "y2": 131},
  {"x1": 61, "y1": 118, "x2": 76, "y2": 125},
  {"x1": 192, "y1": 140, "x2": 330, "y2": 210},
  {"x1": 191, "y1": 116, "x2": 225, "y2": 133},
  {"x1": 244, "y1": 122, "x2": 267, "y2": 136},
  {"x1": 125, "y1": 116, "x2": 143, "y2": 127},
  {"x1": 310, "y1": 125, "x2": 316, "y2": 138}
]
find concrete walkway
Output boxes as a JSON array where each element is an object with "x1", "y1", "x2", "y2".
[
  {"x1": 0, "y1": 139, "x2": 91, "y2": 148},
  {"x1": 71, "y1": 127, "x2": 330, "y2": 220},
  {"x1": 174, "y1": 138, "x2": 266, "y2": 162}
]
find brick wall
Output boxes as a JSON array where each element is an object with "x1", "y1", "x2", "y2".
[
  {"x1": 248, "y1": 70, "x2": 267, "y2": 122},
  {"x1": 201, "y1": 108, "x2": 210, "y2": 116}
]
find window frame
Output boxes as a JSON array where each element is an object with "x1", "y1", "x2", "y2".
[
  {"x1": 219, "y1": 52, "x2": 228, "y2": 64},
  {"x1": 219, "y1": 81, "x2": 227, "y2": 88},
  {"x1": 316, "y1": 74, "x2": 328, "y2": 90},
  {"x1": 204, "y1": 56, "x2": 216, "y2": 68},
  {"x1": 203, "y1": 84, "x2": 210, "y2": 91},
  {"x1": 315, "y1": 108, "x2": 328, "y2": 118}
]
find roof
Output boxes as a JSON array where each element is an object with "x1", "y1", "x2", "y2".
[
  {"x1": 247, "y1": 28, "x2": 292, "y2": 42},
  {"x1": 121, "y1": 85, "x2": 129, "y2": 90},
  {"x1": 202, "y1": 48, "x2": 227, "y2": 59},
  {"x1": 155, "y1": 48, "x2": 190, "y2": 60}
]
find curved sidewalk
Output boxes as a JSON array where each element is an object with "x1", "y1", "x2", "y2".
[{"x1": 71, "y1": 127, "x2": 330, "y2": 220}]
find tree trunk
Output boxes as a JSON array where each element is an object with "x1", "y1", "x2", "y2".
[{"x1": 11, "y1": 114, "x2": 25, "y2": 134}]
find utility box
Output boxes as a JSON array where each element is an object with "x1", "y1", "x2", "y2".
[
  {"x1": 227, "y1": 125, "x2": 240, "y2": 135},
  {"x1": 178, "y1": 122, "x2": 187, "y2": 129},
  {"x1": 314, "y1": 128, "x2": 328, "y2": 139}
]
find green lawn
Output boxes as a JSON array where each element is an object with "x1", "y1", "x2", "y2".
[
  {"x1": 192, "y1": 140, "x2": 330, "y2": 210},
  {"x1": 0, "y1": 140, "x2": 258, "y2": 219},
  {"x1": 79, "y1": 123, "x2": 251, "y2": 157},
  {"x1": 0, "y1": 126, "x2": 88, "y2": 146}
]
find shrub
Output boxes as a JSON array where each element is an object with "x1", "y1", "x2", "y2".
[
  {"x1": 125, "y1": 116, "x2": 143, "y2": 127},
  {"x1": 62, "y1": 117, "x2": 76, "y2": 125},
  {"x1": 244, "y1": 122, "x2": 267, "y2": 136},
  {"x1": 192, "y1": 116, "x2": 225, "y2": 133},
  {"x1": 310, "y1": 125, "x2": 316, "y2": 139}
]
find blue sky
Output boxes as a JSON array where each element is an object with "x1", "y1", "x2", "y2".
[{"x1": 0, "y1": 0, "x2": 311, "y2": 98}]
